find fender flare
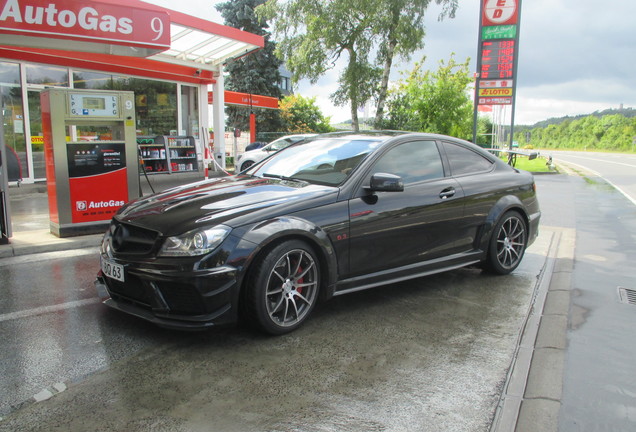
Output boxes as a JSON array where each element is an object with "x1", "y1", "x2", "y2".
[
  {"x1": 477, "y1": 195, "x2": 530, "y2": 252},
  {"x1": 238, "y1": 216, "x2": 339, "y2": 300}
]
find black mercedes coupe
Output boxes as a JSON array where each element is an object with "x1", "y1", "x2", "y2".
[{"x1": 96, "y1": 132, "x2": 540, "y2": 334}]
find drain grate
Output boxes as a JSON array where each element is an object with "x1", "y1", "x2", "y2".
[{"x1": 618, "y1": 287, "x2": 636, "y2": 305}]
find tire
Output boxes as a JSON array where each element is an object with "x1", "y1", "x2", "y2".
[
  {"x1": 484, "y1": 210, "x2": 528, "y2": 275},
  {"x1": 245, "y1": 240, "x2": 320, "y2": 335},
  {"x1": 240, "y1": 160, "x2": 255, "y2": 171}
]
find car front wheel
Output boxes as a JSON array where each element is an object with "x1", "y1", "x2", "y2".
[
  {"x1": 484, "y1": 210, "x2": 528, "y2": 275},
  {"x1": 245, "y1": 240, "x2": 320, "y2": 334}
]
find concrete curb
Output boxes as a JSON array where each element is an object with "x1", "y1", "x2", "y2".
[{"x1": 491, "y1": 226, "x2": 576, "y2": 432}]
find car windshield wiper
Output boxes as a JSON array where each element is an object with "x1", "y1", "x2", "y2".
[{"x1": 262, "y1": 173, "x2": 307, "y2": 183}]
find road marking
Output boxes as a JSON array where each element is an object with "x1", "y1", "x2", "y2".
[
  {"x1": 0, "y1": 298, "x2": 101, "y2": 323},
  {"x1": 0, "y1": 248, "x2": 98, "y2": 268},
  {"x1": 558, "y1": 154, "x2": 636, "y2": 169},
  {"x1": 557, "y1": 159, "x2": 636, "y2": 207}
]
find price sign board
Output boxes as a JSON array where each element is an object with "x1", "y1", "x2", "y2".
[
  {"x1": 475, "y1": 0, "x2": 522, "y2": 106},
  {"x1": 472, "y1": 0, "x2": 523, "y2": 143}
]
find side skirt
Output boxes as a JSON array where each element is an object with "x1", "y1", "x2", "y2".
[{"x1": 333, "y1": 251, "x2": 483, "y2": 297}]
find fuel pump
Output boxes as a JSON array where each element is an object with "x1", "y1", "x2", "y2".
[{"x1": 41, "y1": 89, "x2": 140, "y2": 237}]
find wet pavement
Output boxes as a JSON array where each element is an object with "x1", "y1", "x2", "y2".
[
  {"x1": 0, "y1": 166, "x2": 635, "y2": 431},
  {"x1": 557, "y1": 170, "x2": 636, "y2": 430},
  {"x1": 0, "y1": 238, "x2": 550, "y2": 431}
]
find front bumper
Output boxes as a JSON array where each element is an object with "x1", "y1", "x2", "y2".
[{"x1": 96, "y1": 259, "x2": 240, "y2": 330}]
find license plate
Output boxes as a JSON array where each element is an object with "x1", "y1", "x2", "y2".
[{"x1": 102, "y1": 258, "x2": 125, "y2": 282}]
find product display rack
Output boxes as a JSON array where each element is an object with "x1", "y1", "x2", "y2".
[{"x1": 137, "y1": 135, "x2": 198, "y2": 174}]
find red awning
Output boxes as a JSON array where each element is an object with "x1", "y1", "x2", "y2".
[{"x1": 0, "y1": 0, "x2": 264, "y2": 84}]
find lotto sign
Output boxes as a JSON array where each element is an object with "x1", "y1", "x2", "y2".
[
  {"x1": 483, "y1": 0, "x2": 518, "y2": 26},
  {"x1": 479, "y1": 88, "x2": 513, "y2": 97}
]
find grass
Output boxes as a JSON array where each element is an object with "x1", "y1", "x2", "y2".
[{"x1": 503, "y1": 155, "x2": 555, "y2": 173}]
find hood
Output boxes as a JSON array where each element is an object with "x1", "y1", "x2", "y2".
[{"x1": 116, "y1": 175, "x2": 338, "y2": 236}]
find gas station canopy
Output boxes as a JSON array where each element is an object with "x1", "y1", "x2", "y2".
[{"x1": 0, "y1": 0, "x2": 264, "y2": 84}]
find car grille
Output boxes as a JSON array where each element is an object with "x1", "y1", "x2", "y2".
[
  {"x1": 155, "y1": 281, "x2": 206, "y2": 315},
  {"x1": 106, "y1": 276, "x2": 206, "y2": 315},
  {"x1": 110, "y1": 220, "x2": 159, "y2": 255}
]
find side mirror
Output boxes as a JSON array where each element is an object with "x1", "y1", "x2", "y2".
[{"x1": 367, "y1": 173, "x2": 404, "y2": 192}]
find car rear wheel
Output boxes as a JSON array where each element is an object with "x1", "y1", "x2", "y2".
[
  {"x1": 240, "y1": 160, "x2": 255, "y2": 171},
  {"x1": 484, "y1": 210, "x2": 527, "y2": 275},
  {"x1": 245, "y1": 240, "x2": 320, "y2": 334}
]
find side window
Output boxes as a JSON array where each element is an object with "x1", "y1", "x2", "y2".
[
  {"x1": 443, "y1": 142, "x2": 493, "y2": 176},
  {"x1": 372, "y1": 140, "x2": 444, "y2": 184}
]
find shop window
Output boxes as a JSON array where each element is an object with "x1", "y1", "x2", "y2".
[
  {"x1": 73, "y1": 70, "x2": 177, "y2": 136},
  {"x1": 26, "y1": 64, "x2": 69, "y2": 87},
  {"x1": 73, "y1": 71, "x2": 124, "y2": 89},
  {"x1": 1, "y1": 62, "x2": 28, "y2": 179},
  {"x1": 181, "y1": 85, "x2": 199, "y2": 138}
]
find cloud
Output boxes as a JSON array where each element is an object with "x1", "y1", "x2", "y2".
[{"x1": 148, "y1": 0, "x2": 636, "y2": 127}]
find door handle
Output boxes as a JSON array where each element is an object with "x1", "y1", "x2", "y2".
[{"x1": 439, "y1": 187, "x2": 455, "y2": 200}]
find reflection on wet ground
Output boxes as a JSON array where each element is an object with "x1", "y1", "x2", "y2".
[{"x1": 0, "y1": 235, "x2": 549, "y2": 430}]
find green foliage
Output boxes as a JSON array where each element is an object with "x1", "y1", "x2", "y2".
[
  {"x1": 514, "y1": 113, "x2": 636, "y2": 151},
  {"x1": 373, "y1": 0, "x2": 458, "y2": 126},
  {"x1": 216, "y1": 0, "x2": 283, "y2": 132},
  {"x1": 380, "y1": 55, "x2": 473, "y2": 139},
  {"x1": 279, "y1": 94, "x2": 334, "y2": 133},
  {"x1": 476, "y1": 115, "x2": 494, "y2": 147},
  {"x1": 258, "y1": 0, "x2": 380, "y2": 131},
  {"x1": 258, "y1": 0, "x2": 457, "y2": 132}
]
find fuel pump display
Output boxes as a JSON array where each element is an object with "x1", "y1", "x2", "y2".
[{"x1": 41, "y1": 89, "x2": 139, "y2": 237}]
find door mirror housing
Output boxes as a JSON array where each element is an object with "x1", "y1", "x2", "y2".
[{"x1": 367, "y1": 173, "x2": 404, "y2": 192}]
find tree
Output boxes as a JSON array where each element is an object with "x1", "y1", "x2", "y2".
[
  {"x1": 381, "y1": 55, "x2": 473, "y2": 138},
  {"x1": 373, "y1": 0, "x2": 458, "y2": 127},
  {"x1": 258, "y1": 0, "x2": 458, "y2": 131},
  {"x1": 257, "y1": 0, "x2": 382, "y2": 132},
  {"x1": 216, "y1": 0, "x2": 283, "y2": 133},
  {"x1": 279, "y1": 94, "x2": 333, "y2": 133}
]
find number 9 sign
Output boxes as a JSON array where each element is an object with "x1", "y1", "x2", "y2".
[{"x1": 151, "y1": 17, "x2": 164, "y2": 41}]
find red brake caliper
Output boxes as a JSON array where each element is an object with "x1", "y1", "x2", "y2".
[{"x1": 296, "y1": 264, "x2": 303, "y2": 295}]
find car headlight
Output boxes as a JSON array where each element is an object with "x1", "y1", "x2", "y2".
[{"x1": 158, "y1": 225, "x2": 231, "y2": 257}]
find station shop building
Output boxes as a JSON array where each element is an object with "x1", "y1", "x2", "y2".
[{"x1": 0, "y1": 0, "x2": 265, "y2": 184}]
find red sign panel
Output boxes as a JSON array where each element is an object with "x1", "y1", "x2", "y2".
[
  {"x1": 482, "y1": 0, "x2": 519, "y2": 26},
  {"x1": 0, "y1": 0, "x2": 170, "y2": 55},
  {"x1": 67, "y1": 142, "x2": 128, "y2": 223},
  {"x1": 208, "y1": 90, "x2": 279, "y2": 110}
]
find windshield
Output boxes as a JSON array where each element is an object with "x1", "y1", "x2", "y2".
[{"x1": 250, "y1": 137, "x2": 383, "y2": 186}]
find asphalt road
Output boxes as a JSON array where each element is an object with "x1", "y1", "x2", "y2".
[
  {"x1": 1, "y1": 157, "x2": 635, "y2": 431},
  {"x1": 0, "y1": 223, "x2": 552, "y2": 430},
  {"x1": 548, "y1": 150, "x2": 636, "y2": 205}
]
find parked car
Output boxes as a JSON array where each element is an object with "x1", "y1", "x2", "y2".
[
  {"x1": 96, "y1": 131, "x2": 540, "y2": 335},
  {"x1": 235, "y1": 134, "x2": 317, "y2": 172},
  {"x1": 244, "y1": 141, "x2": 267, "y2": 152}
]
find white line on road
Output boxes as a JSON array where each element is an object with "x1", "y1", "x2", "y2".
[
  {"x1": 557, "y1": 154, "x2": 636, "y2": 169},
  {"x1": 557, "y1": 159, "x2": 636, "y2": 207},
  {"x1": 0, "y1": 248, "x2": 98, "y2": 268},
  {"x1": 0, "y1": 298, "x2": 101, "y2": 323}
]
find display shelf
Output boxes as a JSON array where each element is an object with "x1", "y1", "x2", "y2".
[{"x1": 137, "y1": 135, "x2": 198, "y2": 174}]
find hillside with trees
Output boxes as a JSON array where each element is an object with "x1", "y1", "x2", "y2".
[{"x1": 514, "y1": 110, "x2": 636, "y2": 151}]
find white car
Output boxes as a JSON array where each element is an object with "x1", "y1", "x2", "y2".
[{"x1": 235, "y1": 134, "x2": 317, "y2": 172}]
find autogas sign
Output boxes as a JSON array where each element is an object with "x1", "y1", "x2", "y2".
[{"x1": 0, "y1": 0, "x2": 171, "y2": 56}]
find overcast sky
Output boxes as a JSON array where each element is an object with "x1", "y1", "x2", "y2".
[{"x1": 145, "y1": 0, "x2": 636, "y2": 125}]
